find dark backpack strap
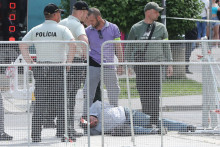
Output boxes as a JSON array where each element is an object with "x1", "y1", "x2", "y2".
[
  {"x1": 148, "y1": 22, "x2": 156, "y2": 40},
  {"x1": 145, "y1": 22, "x2": 156, "y2": 50},
  {"x1": 134, "y1": 22, "x2": 156, "y2": 62}
]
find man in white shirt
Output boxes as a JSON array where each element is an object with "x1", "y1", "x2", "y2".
[{"x1": 59, "y1": 1, "x2": 89, "y2": 138}]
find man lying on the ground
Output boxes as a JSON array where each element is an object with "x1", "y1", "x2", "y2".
[{"x1": 80, "y1": 101, "x2": 196, "y2": 136}]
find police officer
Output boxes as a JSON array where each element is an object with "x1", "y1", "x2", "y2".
[
  {"x1": 20, "y1": 3, "x2": 76, "y2": 142},
  {"x1": 59, "y1": 1, "x2": 89, "y2": 138}
]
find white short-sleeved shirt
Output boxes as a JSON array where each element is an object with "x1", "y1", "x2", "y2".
[
  {"x1": 59, "y1": 15, "x2": 86, "y2": 58},
  {"x1": 200, "y1": 0, "x2": 209, "y2": 17},
  {"x1": 22, "y1": 20, "x2": 74, "y2": 62},
  {"x1": 90, "y1": 101, "x2": 126, "y2": 135}
]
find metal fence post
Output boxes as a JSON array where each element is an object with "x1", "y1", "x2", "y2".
[
  {"x1": 26, "y1": 65, "x2": 30, "y2": 147},
  {"x1": 160, "y1": 65, "x2": 163, "y2": 147},
  {"x1": 201, "y1": 39, "x2": 217, "y2": 128}
]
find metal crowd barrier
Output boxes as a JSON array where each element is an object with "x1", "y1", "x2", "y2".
[
  {"x1": 100, "y1": 40, "x2": 220, "y2": 147},
  {"x1": 0, "y1": 40, "x2": 220, "y2": 146}
]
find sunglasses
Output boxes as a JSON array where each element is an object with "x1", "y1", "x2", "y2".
[{"x1": 98, "y1": 30, "x2": 103, "y2": 39}]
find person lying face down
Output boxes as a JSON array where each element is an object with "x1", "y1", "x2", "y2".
[{"x1": 80, "y1": 101, "x2": 196, "y2": 136}]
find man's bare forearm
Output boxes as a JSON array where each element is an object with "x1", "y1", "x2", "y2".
[
  {"x1": 67, "y1": 41, "x2": 76, "y2": 63},
  {"x1": 116, "y1": 43, "x2": 123, "y2": 63},
  {"x1": 19, "y1": 44, "x2": 33, "y2": 64}
]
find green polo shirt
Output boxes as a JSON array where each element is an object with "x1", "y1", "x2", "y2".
[{"x1": 125, "y1": 20, "x2": 173, "y2": 62}]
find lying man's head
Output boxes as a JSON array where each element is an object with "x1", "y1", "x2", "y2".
[{"x1": 90, "y1": 115, "x2": 98, "y2": 128}]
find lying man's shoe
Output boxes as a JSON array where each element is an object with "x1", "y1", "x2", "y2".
[
  {"x1": 0, "y1": 132, "x2": 13, "y2": 141},
  {"x1": 179, "y1": 125, "x2": 196, "y2": 132},
  {"x1": 186, "y1": 125, "x2": 196, "y2": 132}
]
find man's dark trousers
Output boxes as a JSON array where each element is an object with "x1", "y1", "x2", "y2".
[
  {"x1": 134, "y1": 65, "x2": 160, "y2": 126},
  {"x1": 67, "y1": 57, "x2": 86, "y2": 135}
]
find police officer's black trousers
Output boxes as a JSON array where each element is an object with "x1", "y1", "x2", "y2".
[
  {"x1": 134, "y1": 65, "x2": 160, "y2": 126},
  {"x1": 67, "y1": 57, "x2": 86, "y2": 135},
  {"x1": 31, "y1": 66, "x2": 65, "y2": 138}
]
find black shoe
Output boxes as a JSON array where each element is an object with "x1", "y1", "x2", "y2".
[
  {"x1": 186, "y1": 125, "x2": 196, "y2": 132},
  {"x1": 186, "y1": 69, "x2": 193, "y2": 74},
  {"x1": 61, "y1": 135, "x2": 76, "y2": 142},
  {"x1": 32, "y1": 137, "x2": 41, "y2": 143},
  {"x1": 179, "y1": 125, "x2": 196, "y2": 132},
  {"x1": 0, "y1": 132, "x2": 13, "y2": 141}
]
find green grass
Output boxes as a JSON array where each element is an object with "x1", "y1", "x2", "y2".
[
  {"x1": 162, "y1": 78, "x2": 203, "y2": 97},
  {"x1": 119, "y1": 78, "x2": 203, "y2": 99}
]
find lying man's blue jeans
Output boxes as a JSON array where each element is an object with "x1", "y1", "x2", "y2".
[{"x1": 124, "y1": 108, "x2": 195, "y2": 134}]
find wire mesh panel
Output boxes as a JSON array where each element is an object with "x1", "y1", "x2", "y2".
[
  {"x1": 1, "y1": 40, "x2": 220, "y2": 147},
  {"x1": 100, "y1": 40, "x2": 220, "y2": 147},
  {"x1": 0, "y1": 41, "x2": 89, "y2": 147}
]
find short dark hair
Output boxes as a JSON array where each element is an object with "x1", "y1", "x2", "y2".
[{"x1": 88, "y1": 8, "x2": 101, "y2": 18}]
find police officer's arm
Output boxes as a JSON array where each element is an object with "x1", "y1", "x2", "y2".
[
  {"x1": 62, "y1": 26, "x2": 76, "y2": 64},
  {"x1": 20, "y1": 29, "x2": 34, "y2": 64},
  {"x1": 19, "y1": 44, "x2": 34, "y2": 64},
  {"x1": 66, "y1": 22, "x2": 88, "y2": 59},
  {"x1": 78, "y1": 34, "x2": 88, "y2": 58},
  {"x1": 67, "y1": 38, "x2": 77, "y2": 64}
]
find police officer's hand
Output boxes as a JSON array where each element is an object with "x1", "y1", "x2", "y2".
[{"x1": 167, "y1": 65, "x2": 173, "y2": 77}]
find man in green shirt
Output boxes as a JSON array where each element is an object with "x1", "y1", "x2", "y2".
[{"x1": 125, "y1": 2, "x2": 173, "y2": 128}]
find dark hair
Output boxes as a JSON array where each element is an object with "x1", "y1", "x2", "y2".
[{"x1": 88, "y1": 8, "x2": 101, "y2": 17}]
